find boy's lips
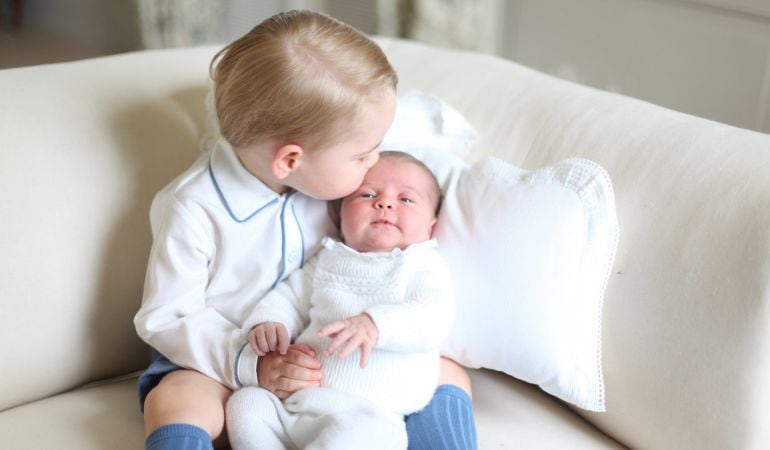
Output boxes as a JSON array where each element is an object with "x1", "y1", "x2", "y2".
[{"x1": 371, "y1": 219, "x2": 395, "y2": 227}]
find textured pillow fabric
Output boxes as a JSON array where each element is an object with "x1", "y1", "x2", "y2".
[
  {"x1": 435, "y1": 157, "x2": 617, "y2": 412},
  {"x1": 382, "y1": 89, "x2": 478, "y2": 158},
  {"x1": 383, "y1": 90, "x2": 617, "y2": 411}
]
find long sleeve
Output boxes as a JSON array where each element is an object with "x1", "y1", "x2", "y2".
[
  {"x1": 134, "y1": 198, "x2": 262, "y2": 389},
  {"x1": 133, "y1": 140, "x2": 333, "y2": 390},
  {"x1": 366, "y1": 249, "x2": 455, "y2": 353}
]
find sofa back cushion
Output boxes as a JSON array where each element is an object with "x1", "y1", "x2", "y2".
[{"x1": 0, "y1": 47, "x2": 217, "y2": 410}]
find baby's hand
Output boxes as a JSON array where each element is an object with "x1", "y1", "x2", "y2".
[
  {"x1": 317, "y1": 313, "x2": 378, "y2": 368},
  {"x1": 249, "y1": 322, "x2": 290, "y2": 356}
]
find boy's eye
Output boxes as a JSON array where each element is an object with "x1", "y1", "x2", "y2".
[
  {"x1": 400, "y1": 197, "x2": 414, "y2": 204},
  {"x1": 361, "y1": 193, "x2": 375, "y2": 199},
  {"x1": 357, "y1": 151, "x2": 375, "y2": 162}
]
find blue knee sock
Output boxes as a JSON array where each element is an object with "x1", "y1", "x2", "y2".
[
  {"x1": 405, "y1": 384, "x2": 478, "y2": 450},
  {"x1": 146, "y1": 424, "x2": 213, "y2": 450}
]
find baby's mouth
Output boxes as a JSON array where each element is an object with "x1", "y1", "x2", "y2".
[{"x1": 372, "y1": 219, "x2": 395, "y2": 227}]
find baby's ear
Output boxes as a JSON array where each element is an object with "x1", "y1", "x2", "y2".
[
  {"x1": 428, "y1": 217, "x2": 438, "y2": 238},
  {"x1": 272, "y1": 144, "x2": 304, "y2": 179}
]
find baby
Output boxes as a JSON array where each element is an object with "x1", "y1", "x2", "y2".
[{"x1": 226, "y1": 151, "x2": 454, "y2": 450}]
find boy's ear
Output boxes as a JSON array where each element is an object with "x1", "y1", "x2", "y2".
[{"x1": 272, "y1": 144, "x2": 304, "y2": 179}]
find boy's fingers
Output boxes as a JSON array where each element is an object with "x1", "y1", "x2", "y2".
[
  {"x1": 284, "y1": 347, "x2": 322, "y2": 369},
  {"x1": 280, "y1": 362, "x2": 323, "y2": 382},
  {"x1": 289, "y1": 344, "x2": 317, "y2": 358},
  {"x1": 277, "y1": 326, "x2": 290, "y2": 355},
  {"x1": 274, "y1": 389, "x2": 291, "y2": 400},
  {"x1": 259, "y1": 352, "x2": 322, "y2": 397},
  {"x1": 275, "y1": 375, "x2": 321, "y2": 393}
]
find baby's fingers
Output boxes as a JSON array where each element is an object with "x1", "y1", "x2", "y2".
[
  {"x1": 337, "y1": 334, "x2": 365, "y2": 362},
  {"x1": 276, "y1": 326, "x2": 290, "y2": 355},
  {"x1": 317, "y1": 320, "x2": 346, "y2": 338},
  {"x1": 358, "y1": 341, "x2": 374, "y2": 368},
  {"x1": 265, "y1": 328, "x2": 279, "y2": 352},
  {"x1": 326, "y1": 327, "x2": 354, "y2": 355},
  {"x1": 249, "y1": 329, "x2": 268, "y2": 356},
  {"x1": 248, "y1": 332, "x2": 262, "y2": 355}
]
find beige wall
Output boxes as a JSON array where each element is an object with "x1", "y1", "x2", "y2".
[
  {"x1": 392, "y1": 0, "x2": 770, "y2": 134},
  {"x1": 495, "y1": 0, "x2": 770, "y2": 134}
]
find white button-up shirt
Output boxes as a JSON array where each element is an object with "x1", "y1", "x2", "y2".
[{"x1": 134, "y1": 139, "x2": 334, "y2": 389}]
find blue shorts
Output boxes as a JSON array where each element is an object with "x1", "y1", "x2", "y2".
[{"x1": 137, "y1": 348, "x2": 183, "y2": 412}]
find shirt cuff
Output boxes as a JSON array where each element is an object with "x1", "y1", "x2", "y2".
[{"x1": 235, "y1": 342, "x2": 260, "y2": 387}]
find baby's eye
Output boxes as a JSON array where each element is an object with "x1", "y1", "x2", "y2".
[
  {"x1": 361, "y1": 193, "x2": 375, "y2": 199},
  {"x1": 399, "y1": 197, "x2": 414, "y2": 204}
]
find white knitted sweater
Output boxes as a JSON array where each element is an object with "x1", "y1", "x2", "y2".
[{"x1": 243, "y1": 237, "x2": 454, "y2": 415}]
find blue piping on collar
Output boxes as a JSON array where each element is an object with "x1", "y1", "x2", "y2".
[
  {"x1": 271, "y1": 191, "x2": 297, "y2": 289},
  {"x1": 208, "y1": 161, "x2": 278, "y2": 223},
  {"x1": 291, "y1": 203, "x2": 305, "y2": 269}
]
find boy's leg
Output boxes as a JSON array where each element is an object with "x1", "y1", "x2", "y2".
[
  {"x1": 405, "y1": 358, "x2": 478, "y2": 450},
  {"x1": 143, "y1": 369, "x2": 231, "y2": 450},
  {"x1": 226, "y1": 387, "x2": 294, "y2": 450},
  {"x1": 145, "y1": 424, "x2": 212, "y2": 450}
]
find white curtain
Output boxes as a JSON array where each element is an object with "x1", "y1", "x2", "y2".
[
  {"x1": 401, "y1": 0, "x2": 506, "y2": 54},
  {"x1": 137, "y1": 0, "x2": 225, "y2": 49}
]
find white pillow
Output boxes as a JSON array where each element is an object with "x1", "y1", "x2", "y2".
[
  {"x1": 435, "y1": 156, "x2": 617, "y2": 412},
  {"x1": 381, "y1": 90, "x2": 476, "y2": 192},
  {"x1": 382, "y1": 89, "x2": 478, "y2": 158},
  {"x1": 383, "y1": 90, "x2": 616, "y2": 411}
]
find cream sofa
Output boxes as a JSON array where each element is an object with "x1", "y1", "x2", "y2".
[{"x1": 2, "y1": 36, "x2": 769, "y2": 450}]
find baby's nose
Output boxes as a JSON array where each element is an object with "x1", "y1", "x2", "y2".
[{"x1": 376, "y1": 200, "x2": 393, "y2": 209}]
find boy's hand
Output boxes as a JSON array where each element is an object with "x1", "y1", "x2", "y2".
[
  {"x1": 317, "y1": 313, "x2": 378, "y2": 368},
  {"x1": 249, "y1": 322, "x2": 290, "y2": 356},
  {"x1": 257, "y1": 344, "x2": 322, "y2": 399}
]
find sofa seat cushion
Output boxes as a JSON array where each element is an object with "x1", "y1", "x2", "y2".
[
  {"x1": 470, "y1": 370, "x2": 624, "y2": 449},
  {"x1": 1, "y1": 378, "x2": 144, "y2": 450},
  {"x1": 0, "y1": 370, "x2": 623, "y2": 449}
]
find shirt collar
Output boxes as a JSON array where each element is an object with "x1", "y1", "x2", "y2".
[
  {"x1": 322, "y1": 236, "x2": 438, "y2": 256},
  {"x1": 208, "y1": 138, "x2": 281, "y2": 222}
]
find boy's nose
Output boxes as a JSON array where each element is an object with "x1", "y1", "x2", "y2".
[
  {"x1": 366, "y1": 151, "x2": 380, "y2": 168},
  {"x1": 376, "y1": 200, "x2": 393, "y2": 209}
]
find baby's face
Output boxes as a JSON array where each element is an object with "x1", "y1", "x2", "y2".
[{"x1": 340, "y1": 157, "x2": 438, "y2": 253}]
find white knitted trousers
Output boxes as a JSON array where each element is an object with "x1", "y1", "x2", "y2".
[{"x1": 227, "y1": 386, "x2": 407, "y2": 450}]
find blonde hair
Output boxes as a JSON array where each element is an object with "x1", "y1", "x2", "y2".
[{"x1": 210, "y1": 10, "x2": 398, "y2": 150}]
